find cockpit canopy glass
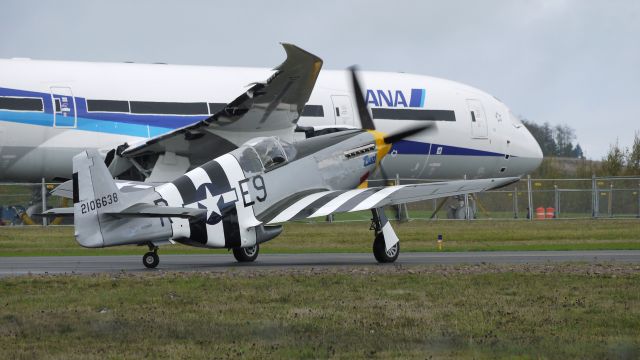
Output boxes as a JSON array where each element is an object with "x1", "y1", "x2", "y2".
[{"x1": 238, "y1": 137, "x2": 297, "y2": 172}]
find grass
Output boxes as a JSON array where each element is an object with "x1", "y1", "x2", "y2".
[
  {"x1": 1, "y1": 219, "x2": 640, "y2": 256},
  {"x1": 1, "y1": 264, "x2": 639, "y2": 359}
]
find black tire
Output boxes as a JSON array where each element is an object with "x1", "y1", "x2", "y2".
[
  {"x1": 143, "y1": 251, "x2": 159, "y2": 269},
  {"x1": 232, "y1": 245, "x2": 259, "y2": 262},
  {"x1": 372, "y1": 233, "x2": 399, "y2": 263}
]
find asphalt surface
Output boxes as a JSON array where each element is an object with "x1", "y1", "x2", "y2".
[{"x1": 1, "y1": 250, "x2": 640, "y2": 276}]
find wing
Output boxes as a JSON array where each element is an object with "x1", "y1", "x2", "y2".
[
  {"x1": 118, "y1": 43, "x2": 323, "y2": 164},
  {"x1": 264, "y1": 177, "x2": 519, "y2": 224}
]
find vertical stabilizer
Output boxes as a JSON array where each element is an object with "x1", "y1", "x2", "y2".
[{"x1": 72, "y1": 149, "x2": 121, "y2": 247}]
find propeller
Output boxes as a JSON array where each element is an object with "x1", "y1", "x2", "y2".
[
  {"x1": 348, "y1": 66, "x2": 433, "y2": 138},
  {"x1": 348, "y1": 66, "x2": 434, "y2": 221}
]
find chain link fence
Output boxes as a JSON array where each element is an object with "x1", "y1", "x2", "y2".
[{"x1": 1, "y1": 176, "x2": 639, "y2": 225}]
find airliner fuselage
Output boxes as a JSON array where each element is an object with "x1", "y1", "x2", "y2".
[{"x1": 0, "y1": 58, "x2": 542, "y2": 182}]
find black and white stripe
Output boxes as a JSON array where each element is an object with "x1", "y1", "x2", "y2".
[
  {"x1": 267, "y1": 185, "x2": 407, "y2": 224},
  {"x1": 154, "y1": 154, "x2": 247, "y2": 248}
]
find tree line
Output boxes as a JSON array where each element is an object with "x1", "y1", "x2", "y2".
[
  {"x1": 522, "y1": 120, "x2": 640, "y2": 177},
  {"x1": 522, "y1": 120, "x2": 584, "y2": 158}
]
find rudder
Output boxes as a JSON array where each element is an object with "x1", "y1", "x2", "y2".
[{"x1": 72, "y1": 149, "x2": 122, "y2": 247}]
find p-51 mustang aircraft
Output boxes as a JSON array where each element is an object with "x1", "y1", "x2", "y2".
[{"x1": 45, "y1": 49, "x2": 520, "y2": 268}]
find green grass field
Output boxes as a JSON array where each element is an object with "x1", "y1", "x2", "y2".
[
  {"x1": 1, "y1": 219, "x2": 640, "y2": 256},
  {"x1": 1, "y1": 264, "x2": 638, "y2": 359}
]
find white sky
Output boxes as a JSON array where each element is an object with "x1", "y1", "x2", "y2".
[{"x1": 1, "y1": 0, "x2": 639, "y2": 159}]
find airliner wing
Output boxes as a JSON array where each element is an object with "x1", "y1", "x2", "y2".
[
  {"x1": 264, "y1": 177, "x2": 519, "y2": 224},
  {"x1": 119, "y1": 43, "x2": 323, "y2": 162}
]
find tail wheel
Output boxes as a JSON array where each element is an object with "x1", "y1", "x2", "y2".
[
  {"x1": 373, "y1": 233, "x2": 399, "y2": 263},
  {"x1": 143, "y1": 251, "x2": 159, "y2": 269},
  {"x1": 232, "y1": 244, "x2": 259, "y2": 262}
]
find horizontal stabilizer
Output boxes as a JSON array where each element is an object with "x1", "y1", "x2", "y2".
[
  {"x1": 41, "y1": 207, "x2": 75, "y2": 217},
  {"x1": 50, "y1": 180, "x2": 73, "y2": 199},
  {"x1": 106, "y1": 203, "x2": 206, "y2": 219}
]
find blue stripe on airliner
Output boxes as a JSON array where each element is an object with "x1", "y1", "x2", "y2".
[
  {"x1": 392, "y1": 140, "x2": 503, "y2": 157},
  {"x1": 0, "y1": 110, "x2": 173, "y2": 138},
  {"x1": 1, "y1": 86, "x2": 503, "y2": 157}
]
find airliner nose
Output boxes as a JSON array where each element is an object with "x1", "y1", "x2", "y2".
[{"x1": 524, "y1": 127, "x2": 543, "y2": 172}]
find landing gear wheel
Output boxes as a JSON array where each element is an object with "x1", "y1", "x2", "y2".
[
  {"x1": 373, "y1": 233, "x2": 399, "y2": 263},
  {"x1": 232, "y1": 245, "x2": 259, "y2": 262},
  {"x1": 143, "y1": 251, "x2": 159, "y2": 269}
]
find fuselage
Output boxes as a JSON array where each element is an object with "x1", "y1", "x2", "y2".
[{"x1": 0, "y1": 58, "x2": 542, "y2": 182}]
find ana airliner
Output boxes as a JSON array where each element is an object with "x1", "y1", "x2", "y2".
[{"x1": 0, "y1": 44, "x2": 542, "y2": 184}]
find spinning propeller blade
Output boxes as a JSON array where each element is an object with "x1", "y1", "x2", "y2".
[{"x1": 349, "y1": 66, "x2": 376, "y2": 131}]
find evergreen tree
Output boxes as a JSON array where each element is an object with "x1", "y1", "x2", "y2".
[
  {"x1": 601, "y1": 139, "x2": 626, "y2": 176},
  {"x1": 625, "y1": 132, "x2": 640, "y2": 175},
  {"x1": 522, "y1": 119, "x2": 582, "y2": 158},
  {"x1": 572, "y1": 143, "x2": 584, "y2": 159}
]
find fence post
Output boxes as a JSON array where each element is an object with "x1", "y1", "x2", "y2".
[
  {"x1": 608, "y1": 183, "x2": 613, "y2": 218},
  {"x1": 395, "y1": 174, "x2": 409, "y2": 221},
  {"x1": 464, "y1": 174, "x2": 470, "y2": 220},
  {"x1": 527, "y1": 175, "x2": 533, "y2": 221},
  {"x1": 513, "y1": 186, "x2": 518, "y2": 219},
  {"x1": 637, "y1": 182, "x2": 640, "y2": 218},
  {"x1": 41, "y1": 178, "x2": 47, "y2": 226},
  {"x1": 433, "y1": 199, "x2": 437, "y2": 220},
  {"x1": 554, "y1": 184, "x2": 559, "y2": 218},
  {"x1": 592, "y1": 174, "x2": 598, "y2": 218}
]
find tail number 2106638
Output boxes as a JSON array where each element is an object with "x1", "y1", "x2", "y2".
[{"x1": 80, "y1": 193, "x2": 118, "y2": 214}]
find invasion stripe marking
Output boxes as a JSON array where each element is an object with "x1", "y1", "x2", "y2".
[
  {"x1": 268, "y1": 191, "x2": 335, "y2": 224},
  {"x1": 173, "y1": 173, "x2": 207, "y2": 244},
  {"x1": 332, "y1": 188, "x2": 383, "y2": 214},
  {"x1": 290, "y1": 191, "x2": 346, "y2": 221},
  {"x1": 308, "y1": 188, "x2": 369, "y2": 218},
  {"x1": 209, "y1": 154, "x2": 248, "y2": 248},
  {"x1": 154, "y1": 182, "x2": 190, "y2": 240},
  {"x1": 349, "y1": 185, "x2": 408, "y2": 212}
]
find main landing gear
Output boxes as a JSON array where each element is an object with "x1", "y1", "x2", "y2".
[
  {"x1": 370, "y1": 208, "x2": 400, "y2": 263},
  {"x1": 143, "y1": 245, "x2": 160, "y2": 269},
  {"x1": 232, "y1": 244, "x2": 260, "y2": 262}
]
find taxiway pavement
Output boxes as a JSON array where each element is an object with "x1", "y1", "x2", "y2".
[{"x1": 1, "y1": 250, "x2": 640, "y2": 276}]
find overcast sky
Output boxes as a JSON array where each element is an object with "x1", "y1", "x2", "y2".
[{"x1": 1, "y1": 0, "x2": 638, "y2": 159}]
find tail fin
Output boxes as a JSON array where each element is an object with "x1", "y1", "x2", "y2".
[{"x1": 73, "y1": 149, "x2": 122, "y2": 248}]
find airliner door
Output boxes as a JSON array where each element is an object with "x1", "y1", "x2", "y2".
[
  {"x1": 331, "y1": 95, "x2": 354, "y2": 126},
  {"x1": 51, "y1": 87, "x2": 77, "y2": 128},
  {"x1": 467, "y1": 99, "x2": 488, "y2": 139}
]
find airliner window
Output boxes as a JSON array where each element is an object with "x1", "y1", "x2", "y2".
[
  {"x1": 208, "y1": 103, "x2": 227, "y2": 114},
  {"x1": 87, "y1": 99, "x2": 130, "y2": 113},
  {"x1": 509, "y1": 111, "x2": 523, "y2": 128},
  {"x1": 0, "y1": 97, "x2": 44, "y2": 112},
  {"x1": 371, "y1": 108, "x2": 456, "y2": 121},
  {"x1": 301, "y1": 104, "x2": 324, "y2": 117},
  {"x1": 130, "y1": 101, "x2": 209, "y2": 115},
  {"x1": 251, "y1": 137, "x2": 287, "y2": 170}
]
